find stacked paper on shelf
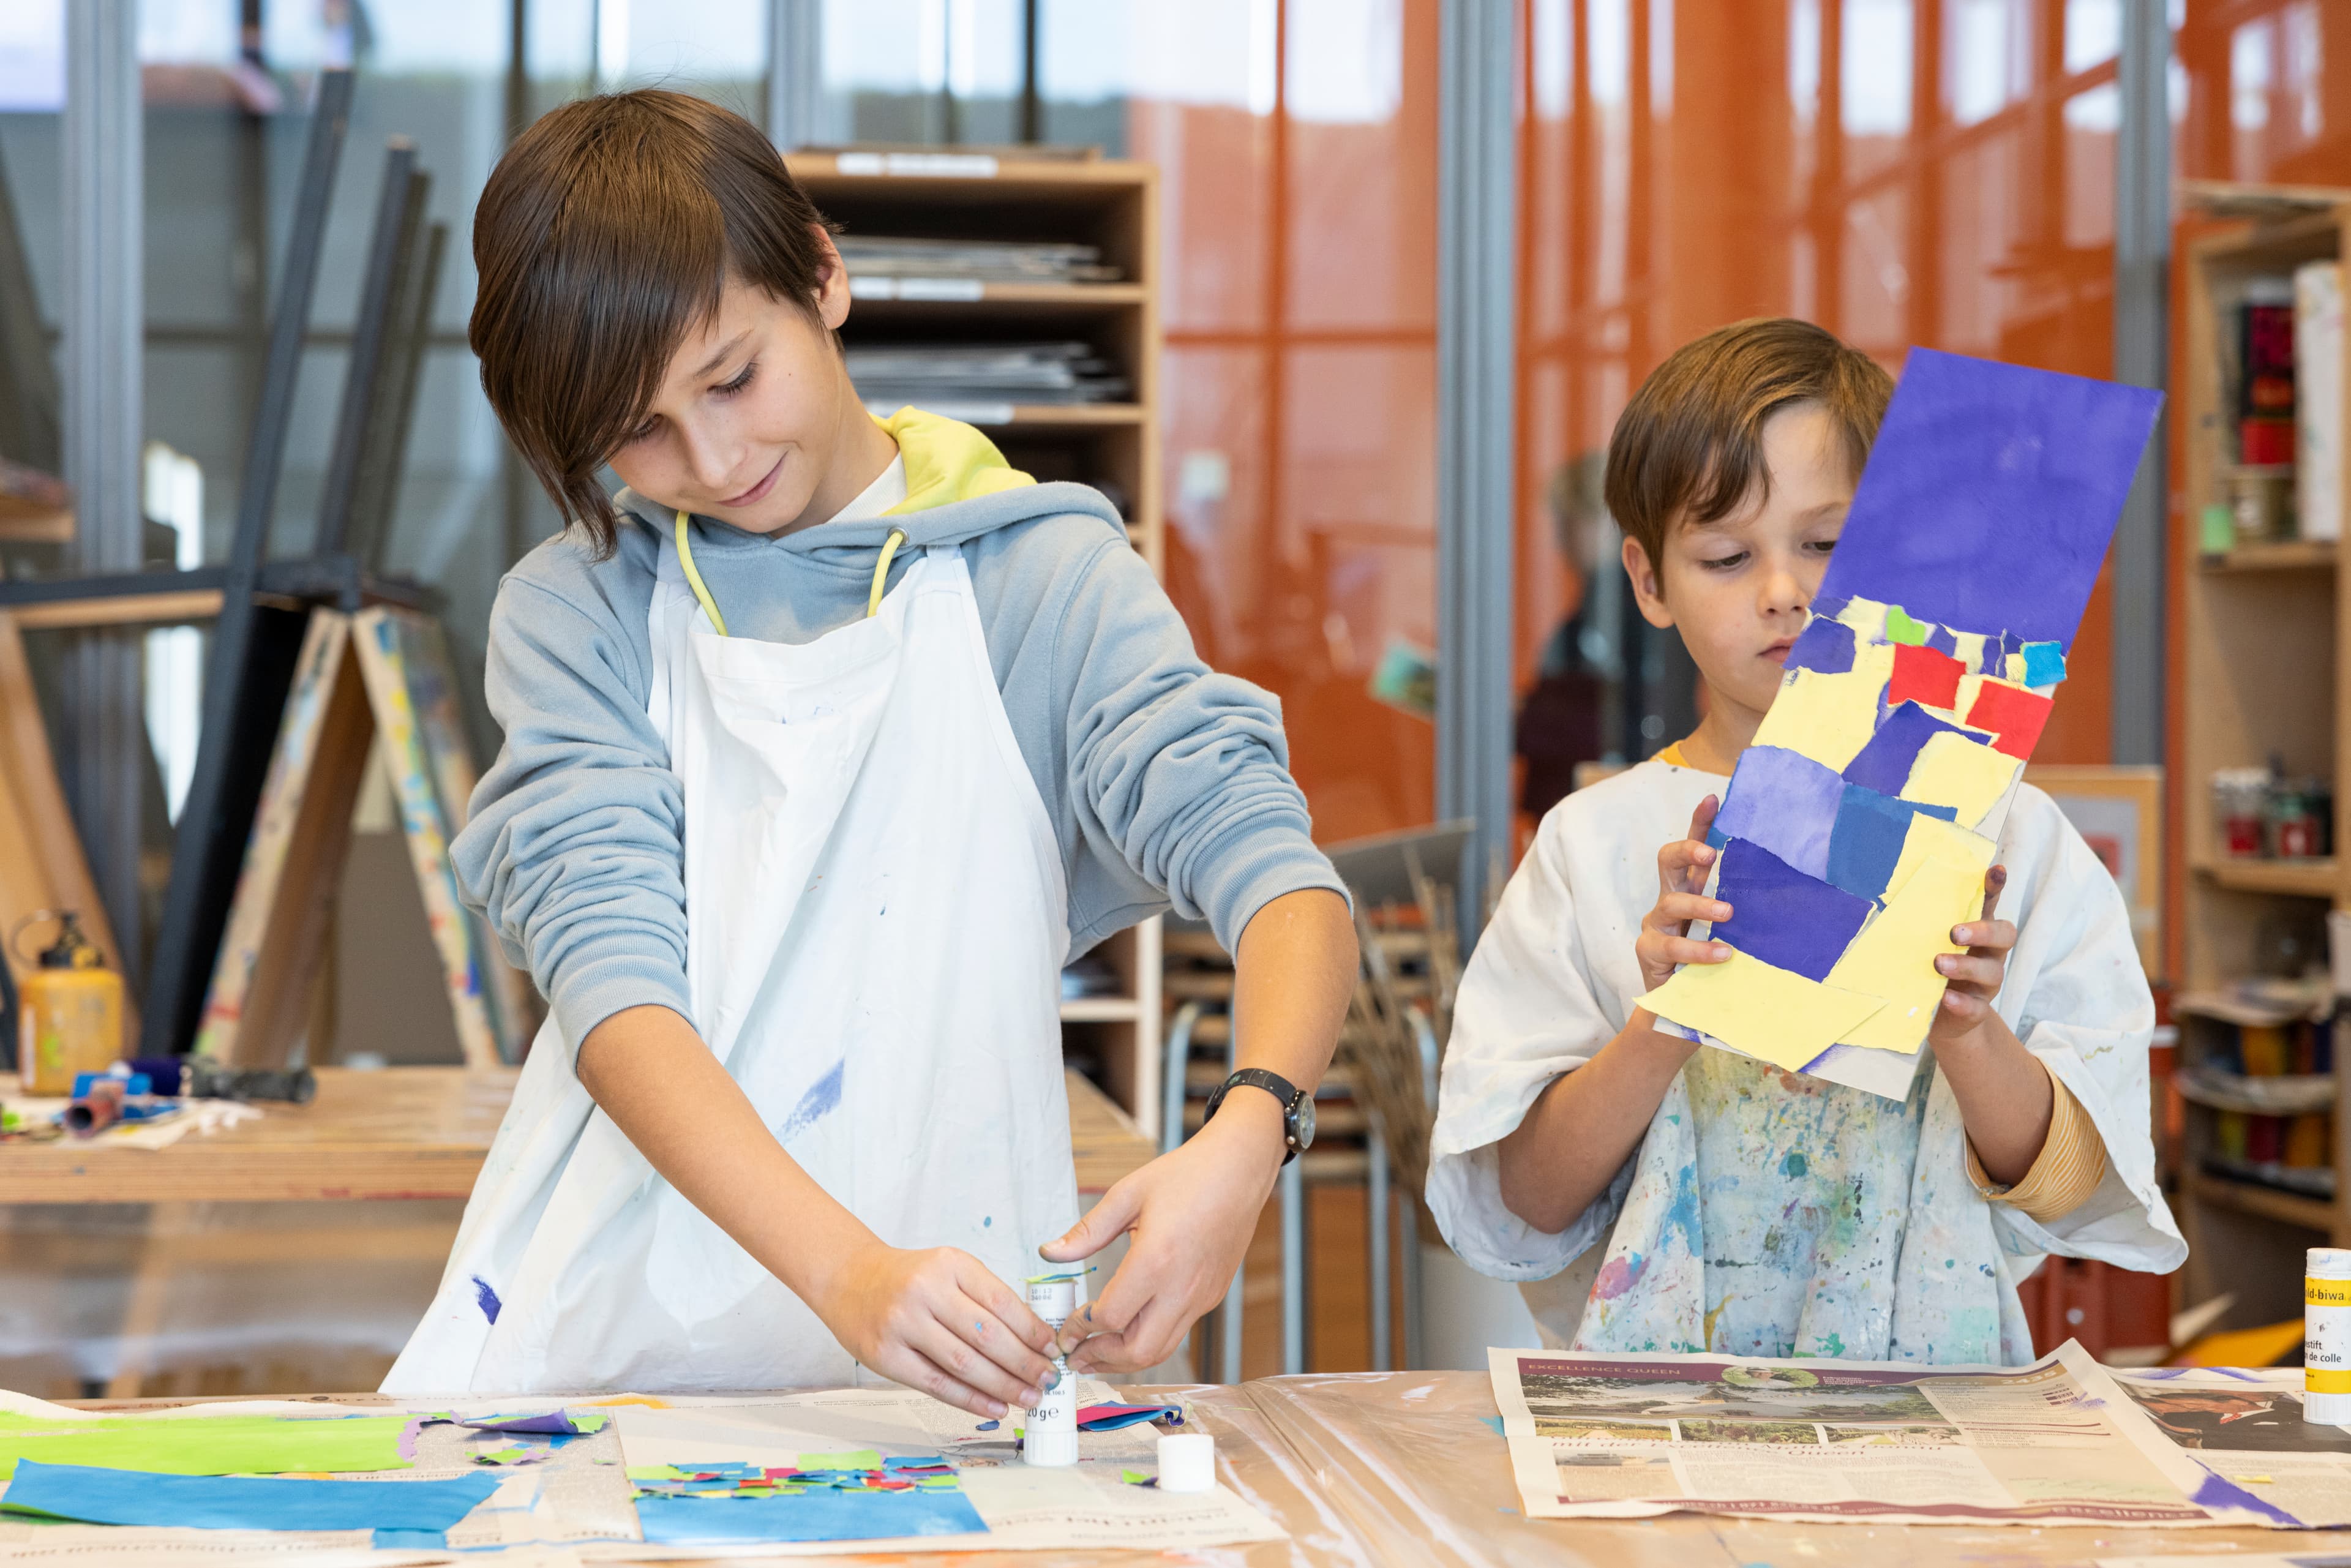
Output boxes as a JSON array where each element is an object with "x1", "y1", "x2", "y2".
[
  {"x1": 1641, "y1": 349, "x2": 2161, "y2": 1099},
  {"x1": 848, "y1": 342, "x2": 1130, "y2": 409},
  {"x1": 838, "y1": 234, "x2": 1121, "y2": 284}
]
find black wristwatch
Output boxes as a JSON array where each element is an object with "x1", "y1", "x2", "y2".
[{"x1": 1202, "y1": 1068, "x2": 1316, "y2": 1165}]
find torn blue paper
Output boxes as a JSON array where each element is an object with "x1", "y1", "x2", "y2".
[
  {"x1": 635, "y1": 1487, "x2": 988, "y2": 1545},
  {"x1": 2020, "y1": 640, "x2": 2066, "y2": 686},
  {"x1": 1810, "y1": 348, "x2": 2159, "y2": 650},
  {"x1": 1714, "y1": 746, "x2": 1845, "y2": 880},
  {"x1": 1841, "y1": 702, "x2": 1986, "y2": 797},
  {"x1": 1710, "y1": 839, "x2": 1875, "y2": 983},
  {"x1": 1787, "y1": 616, "x2": 1856, "y2": 674},
  {"x1": 1824, "y1": 784, "x2": 1958, "y2": 902},
  {"x1": 0, "y1": 1461, "x2": 499, "y2": 1532}
]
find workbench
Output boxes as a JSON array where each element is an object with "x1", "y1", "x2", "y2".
[
  {"x1": 72, "y1": 1369, "x2": 2351, "y2": 1565},
  {"x1": 2, "y1": 1065, "x2": 1159, "y2": 1397}
]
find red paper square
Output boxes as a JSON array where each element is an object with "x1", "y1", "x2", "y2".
[
  {"x1": 1888, "y1": 642, "x2": 1965, "y2": 710},
  {"x1": 1964, "y1": 679, "x2": 2054, "y2": 759}
]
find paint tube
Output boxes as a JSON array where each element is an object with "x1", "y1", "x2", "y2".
[
  {"x1": 2308, "y1": 1248, "x2": 2351, "y2": 1424},
  {"x1": 1024, "y1": 1276, "x2": 1078, "y2": 1466}
]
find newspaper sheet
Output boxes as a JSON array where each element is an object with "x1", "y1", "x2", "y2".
[
  {"x1": 2104, "y1": 1367, "x2": 2351, "y2": 1529},
  {"x1": 1490, "y1": 1340, "x2": 2259, "y2": 1525},
  {"x1": 596, "y1": 1383, "x2": 1285, "y2": 1559}
]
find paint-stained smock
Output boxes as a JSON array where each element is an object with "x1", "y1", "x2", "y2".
[{"x1": 1425, "y1": 756, "x2": 2183, "y2": 1365}]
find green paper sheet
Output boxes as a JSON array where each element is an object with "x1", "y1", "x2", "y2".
[
  {"x1": 798, "y1": 1449, "x2": 885, "y2": 1471},
  {"x1": 0, "y1": 1412, "x2": 411, "y2": 1479}
]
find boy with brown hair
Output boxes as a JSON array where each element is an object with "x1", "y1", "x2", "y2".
[
  {"x1": 384, "y1": 91, "x2": 1359, "y2": 1401},
  {"x1": 1427, "y1": 318, "x2": 2181, "y2": 1364}
]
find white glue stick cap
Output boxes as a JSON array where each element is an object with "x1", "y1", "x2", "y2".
[{"x1": 1158, "y1": 1432, "x2": 1215, "y2": 1493}]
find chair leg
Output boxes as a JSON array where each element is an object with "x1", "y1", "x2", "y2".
[
  {"x1": 1280, "y1": 1158, "x2": 1305, "y2": 1375},
  {"x1": 1368, "y1": 1125, "x2": 1390, "y2": 1373}
]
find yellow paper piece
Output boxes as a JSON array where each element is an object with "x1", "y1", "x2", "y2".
[
  {"x1": 1899, "y1": 729, "x2": 2020, "y2": 829},
  {"x1": 1951, "y1": 629, "x2": 1989, "y2": 673},
  {"x1": 1640, "y1": 949, "x2": 1886, "y2": 1073},
  {"x1": 1826, "y1": 853, "x2": 1987, "y2": 1054},
  {"x1": 1753, "y1": 642, "x2": 1895, "y2": 772},
  {"x1": 2003, "y1": 652, "x2": 2028, "y2": 683},
  {"x1": 1834, "y1": 595, "x2": 1888, "y2": 642},
  {"x1": 1886, "y1": 809, "x2": 1997, "y2": 900}
]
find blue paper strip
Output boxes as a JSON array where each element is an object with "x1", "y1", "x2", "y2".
[
  {"x1": 2020, "y1": 640, "x2": 2066, "y2": 686},
  {"x1": 1, "y1": 1461, "x2": 500, "y2": 1532},
  {"x1": 1824, "y1": 783, "x2": 1959, "y2": 902},
  {"x1": 1811, "y1": 348, "x2": 2159, "y2": 651},
  {"x1": 1711, "y1": 839, "x2": 1876, "y2": 982},
  {"x1": 1841, "y1": 701, "x2": 1985, "y2": 797},
  {"x1": 1787, "y1": 616, "x2": 1856, "y2": 674},
  {"x1": 636, "y1": 1488, "x2": 988, "y2": 1545}
]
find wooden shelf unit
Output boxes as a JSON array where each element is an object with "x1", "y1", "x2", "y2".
[
  {"x1": 2176, "y1": 203, "x2": 2351, "y2": 1326},
  {"x1": 784, "y1": 151, "x2": 1165, "y2": 1128}
]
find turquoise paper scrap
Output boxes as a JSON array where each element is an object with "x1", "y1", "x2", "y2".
[{"x1": 0, "y1": 1460, "x2": 500, "y2": 1532}]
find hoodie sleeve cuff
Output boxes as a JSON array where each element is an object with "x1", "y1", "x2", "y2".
[
  {"x1": 546, "y1": 943, "x2": 696, "y2": 1065},
  {"x1": 1199, "y1": 828, "x2": 1353, "y2": 956}
]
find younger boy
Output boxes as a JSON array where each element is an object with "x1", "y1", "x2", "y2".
[{"x1": 1427, "y1": 319, "x2": 2181, "y2": 1364}]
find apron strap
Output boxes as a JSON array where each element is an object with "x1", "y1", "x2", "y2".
[
  {"x1": 867, "y1": 528, "x2": 909, "y2": 618},
  {"x1": 673, "y1": 510, "x2": 729, "y2": 637}
]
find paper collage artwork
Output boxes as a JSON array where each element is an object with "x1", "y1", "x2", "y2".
[{"x1": 1640, "y1": 348, "x2": 2161, "y2": 1100}]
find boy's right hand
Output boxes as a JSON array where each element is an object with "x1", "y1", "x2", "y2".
[
  {"x1": 1635, "y1": 795, "x2": 1735, "y2": 994},
  {"x1": 814, "y1": 1243, "x2": 1062, "y2": 1420}
]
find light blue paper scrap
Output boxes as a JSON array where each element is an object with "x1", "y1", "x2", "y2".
[
  {"x1": 635, "y1": 1486, "x2": 988, "y2": 1545},
  {"x1": 1, "y1": 1460, "x2": 500, "y2": 1532}
]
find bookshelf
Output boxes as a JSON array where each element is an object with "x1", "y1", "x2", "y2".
[
  {"x1": 2176, "y1": 202, "x2": 2351, "y2": 1329},
  {"x1": 785, "y1": 150, "x2": 1166, "y2": 1132}
]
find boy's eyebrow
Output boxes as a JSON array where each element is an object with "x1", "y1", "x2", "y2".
[{"x1": 690, "y1": 330, "x2": 751, "y2": 380}]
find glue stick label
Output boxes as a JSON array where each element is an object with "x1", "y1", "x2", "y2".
[{"x1": 2309, "y1": 1274, "x2": 2351, "y2": 1396}]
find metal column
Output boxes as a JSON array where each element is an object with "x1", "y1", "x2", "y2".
[
  {"x1": 2110, "y1": 1, "x2": 2169, "y2": 764},
  {"x1": 1435, "y1": 0, "x2": 1518, "y2": 937},
  {"x1": 61, "y1": 0, "x2": 145, "y2": 975},
  {"x1": 767, "y1": 0, "x2": 825, "y2": 151}
]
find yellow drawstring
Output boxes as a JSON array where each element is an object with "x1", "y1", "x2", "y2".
[
  {"x1": 674, "y1": 511, "x2": 728, "y2": 636},
  {"x1": 868, "y1": 528, "x2": 907, "y2": 618}
]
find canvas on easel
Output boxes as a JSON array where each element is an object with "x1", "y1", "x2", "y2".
[{"x1": 196, "y1": 607, "x2": 532, "y2": 1070}]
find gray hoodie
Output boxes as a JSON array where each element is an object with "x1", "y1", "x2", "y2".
[{"x1": 455, "y1": 456, "x2": 1343, "y2": 1057}]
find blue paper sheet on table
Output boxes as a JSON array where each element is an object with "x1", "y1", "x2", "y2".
[
  {"x1": 636, "y1": 1486, "x2": 988, "y2": 1545},
  {"x1": 0, "y1": 1459, "x2": 500, "y2": 1532}
]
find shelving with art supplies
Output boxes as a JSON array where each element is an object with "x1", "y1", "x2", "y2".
[
  {"x1": 2176, "y1": 189, "x2": 2351, "y2": 1332},
  {"x1": 782, "y1": 147, "x2": 1164, "y2": 1125}
]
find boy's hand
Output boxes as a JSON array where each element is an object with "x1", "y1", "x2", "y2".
[
  {"x1": 814, "y1": 1243, "x2": 1062, "y2": 1420},
  {"x1": 1635, "y1": 795, "x2": 1735, "y2": 994},
  {"x1": 1035, "y1": 1086, "x2": 1286, "y2": 1375},
  {"x1": 1930, "y1": 866, "x2": 2016, "y2": 1048}
]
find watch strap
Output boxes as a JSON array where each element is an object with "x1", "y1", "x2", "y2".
[{"x1": 1205, "y1": 1068, "x2": 1304, "y2": 1164}]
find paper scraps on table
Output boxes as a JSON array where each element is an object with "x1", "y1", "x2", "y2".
[
  {"x1": 1750, "y1": 643, "x2": 1894, "y2": 773},
  {"x1": 1709, "y1": 839, "x2": 1877, "y2": 983},
  {"x1": 628, "y1": 1454, "x2": 988, "y2": 1546},
  {"x1": 0, "y1": 1410, "x2": 411, "y2": 1479},
  {"x1": 1899, "y1": 729, "x2": 2022, "y2": 827},
  {"x1": 1638, "y1": 949, "x2": 1884, "y2": 1073},
  {"x1": 1825, "y1": 854, "x2": 1992, "y2": 1054},
  {"x1": 454, "y1": 1409, "x2": 610, "y2": 1437},
  {"x1": 471, "y1": 1444, "x2": 537, "y2": 1466},
  {"x1": 1713, "y1": 746, "x2": 1844, "y2": 881},
  {"x1": 1076, "y1": 1403, "x2": 1183, "y2": 1432},
  {"x1": 0, "y1": 1458, "x2": 498, "y2": 1531}
]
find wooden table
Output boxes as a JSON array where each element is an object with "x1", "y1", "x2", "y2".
[
  {"x1": 0, "y1": 1064, "x2": 1159, "y2": 1203},
  {"x1": 72, "y1": 1370, "x2": 2351, "y2": 1565},
  {"x1": 4, "y1": 1064, "x2": 1160, "y2": 1397}
]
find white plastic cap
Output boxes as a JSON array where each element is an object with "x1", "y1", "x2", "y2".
[
  {"x1": 2311, "y1": 1248, "x2": 2351, "y2": 1278},
  {"x1": 1158, "y1": 1432, "x2": 1215, "y2": 1493},
  {"x1": 2306, "y1": 1390, "x2": 2351, "y2": 1426}
]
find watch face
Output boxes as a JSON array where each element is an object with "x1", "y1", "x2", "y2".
[{"x1": 1292, "y1": 1093, "x2": 1316, "y2": 1150}]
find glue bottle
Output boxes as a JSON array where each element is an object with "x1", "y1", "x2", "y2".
[
  {"x1": 2308, "y1": 1248, "x2": 2351, "y2": 1424},
  {"x1": 1024, "y1": 1275, "x2": 1079, "y2": 1466},
  {"x1": 13, "y1": 912, "x2": 122, "y2": 1096}
]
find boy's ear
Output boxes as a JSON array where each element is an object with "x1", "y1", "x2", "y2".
[
  {"x1": 813, "y1": 226, "x2": 853, "y2": 331},
  {"x1": 1622, "y1": 536, "x2": 1676, "y2": 630}
]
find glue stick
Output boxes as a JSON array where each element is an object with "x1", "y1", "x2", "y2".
[
  {"x1": 1025, "y1": 1275, "x2": 1078, "y2": 1466},
  {"x1": 2309, "y1": 1248, "x2": 2351, "y2": 1425}
]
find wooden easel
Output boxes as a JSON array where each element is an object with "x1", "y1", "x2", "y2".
[{"x1": 195, "y1": 607, "x2": 535, "y2": 1070}]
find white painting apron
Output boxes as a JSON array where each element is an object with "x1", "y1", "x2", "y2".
[{"x1": 385, "y1": 527, "x2": 1077, "y2": 1394}]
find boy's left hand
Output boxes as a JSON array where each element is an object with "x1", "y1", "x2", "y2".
[{"x1": 1930, "y1": 865, "x2": 2015, "y2": 1048}]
